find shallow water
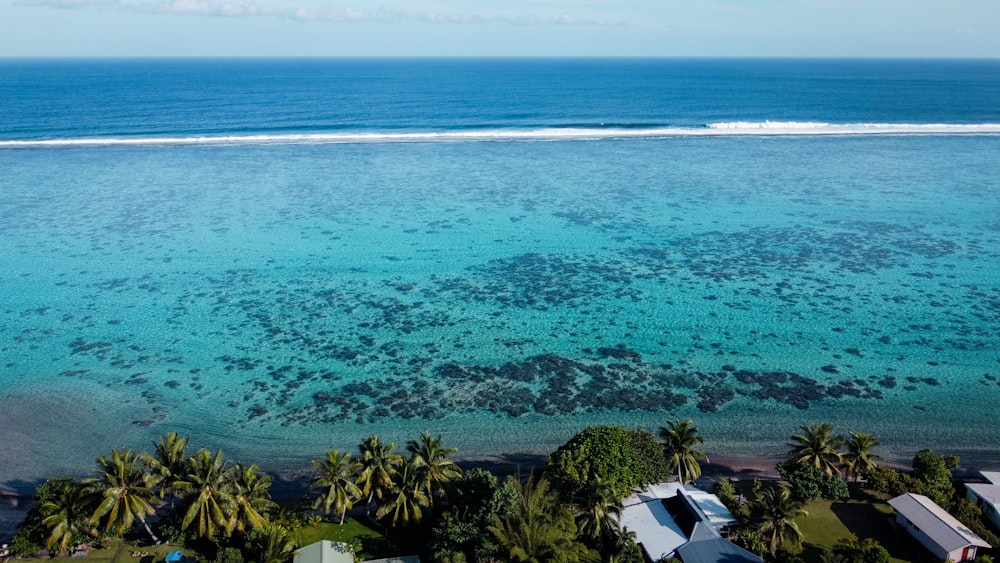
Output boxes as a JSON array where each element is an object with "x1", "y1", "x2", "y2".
[{"x1": 1, "y1": 134, "x2": 998, "y2": 490}]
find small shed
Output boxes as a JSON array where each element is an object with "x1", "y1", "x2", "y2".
[
  {"x1": 888, "y1": 493, "x2": 991, "y2": 562},
  {"x1": 293, "y1": 541, "x2": 355, "y2": 563}
]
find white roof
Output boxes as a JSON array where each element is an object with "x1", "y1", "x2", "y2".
[
  {"x1": 888, "y1": 494, "x2": 991, "y2": 551},
  {"x1": 967, "y1": 483, "x2": 1000, "y2": 506},
  {"x1": 293, "y1": 541, "x2": 354, "y2": 563},
  {"x1": 680, "y1": 487, "x2": 740, "y2": 527},
  {"x1": 620, "y1": 499, "x2": 688, "y2": 561},
  {"x1": 623, "y1": 482, "x2": 684, "y2": 506},
  {"x1": 981, "y1": 471, "x2": 1000, "y2": 485}
]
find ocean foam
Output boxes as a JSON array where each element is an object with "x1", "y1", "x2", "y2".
[{"x1": 3, "y1": 123, "x2": 1000, "y2": 148}]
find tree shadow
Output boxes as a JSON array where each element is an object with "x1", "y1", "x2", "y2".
[{"x1": 829, "y1": 501, "x2": 923, "y2": 562}]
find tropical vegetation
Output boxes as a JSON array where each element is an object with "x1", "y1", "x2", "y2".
[{"x1": 9, "y1": 420, "x2": 996, "y2": 563}]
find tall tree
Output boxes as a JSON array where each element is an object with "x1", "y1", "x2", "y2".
[
  {"x1": 574, "y1": 478, "x2": 622, "y2": 548},
  {"x1": 356, "y1": 435, "x2": 401, "y2": 511},
  {"x1": 83, "y1": 448, "x2": 161, "y2": 544},
  {"x1": 228, "y1": 463, "x2": 277, "y2": 534},
  {"x1": 253, "y1": 523, "x2": 297, "y2": 563},
  {"x1": 488, "y1": 476, "x2": 592, "y2": 563},
  {"x1": 176, "y1": 448, "x2": 237, "y2": 538},
  {"x1": 376, "y1": 456, "x2": 431, "y2": 529},
  {"x1": 40, "y1": 481, "x2": 96, "y2": 556},
  {"x1": 312, "y1": 449, "x2": 362, "y2": 525},
  {"x1": 142, "y1": 432, "x2": 190, "y2": 502},
  {"x1": 788, "y1": 422, "x2": 844, "y2": 476},
  {"x1": 843, "y1": 431, "x2": 882, "y2": 482},
  {"x1": 659, "y1": 419, "x2": 709, "y2": 484},
  {"x1": 407, "y1": 432, "x2": 462, "y2": 500},
  {"x1": 749, "y1": 484, "x2": 807, "y2": 555}
]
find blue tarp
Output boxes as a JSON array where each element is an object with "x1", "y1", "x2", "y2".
[{"x1": 165, "y1": 550, "x2": 184, "y2": 562}]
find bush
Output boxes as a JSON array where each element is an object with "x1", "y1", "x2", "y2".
[
  {"x1": 777, "y1": 461, "x2": 848, "y2": 501},
  {"x1": 862, "y1": 465, "x2": 906, "y2": 496},
  {"x1": 547, "y1": 425, "x2": 657, "y2": 500},
  {"x1": 710, "y1": 478, "x2": 743, "y2": 517},
  {"x1": 832, "y1": 535, "x2": 890, "y2": 563}
]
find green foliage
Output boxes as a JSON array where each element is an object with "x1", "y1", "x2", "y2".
[
  {"x1": 910, "y1": 449, "x2": 956, "y2": 506},
  {"x1": 829, "y1": 535, "x2": 890, "y2": 563},
  {"x1": 659, "y1": 419, "x2": 709, "y2": 484},
  {"x1": 951, "y1": 499, "x2": 1000, "y2": 547},
  {"x1": 431, "y1": 468, "x2": 511, "y2": 562},
  {"x1": 628, "y1": 429, "x2": 671, "y2": 485},
  {"x1": 748, "y1": 483, "x2": 807, "y2": 555},
  {"x1": 710, "y1": 478, "x2": 742, "y2": 517},
  {"x1": 10, "y1": 477, "x2": 80, "y2": 556},
  {"x1": 547, "y1": 425, "x2": 652, "y2": 500},
  {"x1": 214, "y1": 546, "x2": 246, "y2": 563},
  {"x1": 488, "y1": 476, "x2": 595, "y2": 562},
  {"x1": 788, "y1": 422, "x2": 844, "y2": 477},
  {"x1": 862, "y1": 465, "x2": 907, "y2": 496},
  {"x1": 777, "y1": 460, "x2": 849, "y2": 502}
]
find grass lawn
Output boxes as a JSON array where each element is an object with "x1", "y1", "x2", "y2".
[
  {"x1": 795, "y1": 493, "x2": 923, "y2": 563},
  {"x1": 291, "y1": 519, "x2": 394, "y2": 560},
  {"x1": 43, "y1": 540, "x2": 191, "y2": 563}
]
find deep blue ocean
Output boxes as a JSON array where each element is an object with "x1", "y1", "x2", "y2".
[{"x1": 2, "y1": 59, "x2": 999, "y2": 491}]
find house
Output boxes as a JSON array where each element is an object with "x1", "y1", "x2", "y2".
[
  {"x1": 966, "y1": 471, "x2": 1000, "y2": 530},
  {"x1": 888, "y1": 493, "x2": 991, "y2": 562},
  {"x1": 293, "y1": 541, "x2": 355, "y2": 563},
  {"x1": 620, "y1": 483, "x2": 757, "y2": 563},
  {"x1": 676, "y1": 523, "x2": 764, "y2": 563},
  {"x1": 293, "y1": 541, "x2": 420, "y2": 563}
]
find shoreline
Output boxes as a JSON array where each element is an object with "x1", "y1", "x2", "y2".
[{"x1": 2, "y1": 451, "x2": 997, "y2": 544}]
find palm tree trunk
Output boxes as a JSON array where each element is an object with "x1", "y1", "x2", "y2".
[
  {"x1": 339, "y1": 508, "x2": 346, "y2": 526},
  {"x1": 140, "y1": 517, "x2": 160, "y2": 544}
]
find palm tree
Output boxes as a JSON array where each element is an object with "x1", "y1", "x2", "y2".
[
  {"x1": 228, "y1": 463, "x2": 277, "y2": 534},
  {"x1": 255, "y1": 522, "x2": 297, "y2": 563},
  {"x1": 176, "y1": 448, "x2": 237, "y2": 538},
  {"x1": 843, "y1": 431, "x2": 882, "y2": 482},
  {"x1": 312, "y1": 449, "x2": 362, "y2": 525},
  {"x1": 788, "y1": 422, "x2": 844, "y2": 476},
  {"x1": 375, "y1": 456, "x2": 431, "y2": 529},
  {"x1": 406, "y1": 432, "x2": 462, "y2": 500},
  {"x1": 83, "y1": 448, "x2": 161, "y2": 543},
  {"x1": 749, "y1": 484, "x2": 807, "y2": 555},
  {"x1": 659, "y1": 419, "x2": 709, "y2": 484},
  {"x1": 142, "y1": 432, "x2": 189, "y2": 502},
  {"x1": 40, "y1": 481, "x2": 96, "y2": 556},
  {"x1": 356, "y1": 435, "x2": 401, "y2": 512},
  {"x1": 488, "y1": 475, "x2": 589, "y2": 563},
  {"x1": 574, "y1": 478, "x2": 622, "y2": 546}
]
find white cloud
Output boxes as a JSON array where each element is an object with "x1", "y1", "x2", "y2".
[{"x1": 16, "y1": 0, "x2": 631, "y2": 25}]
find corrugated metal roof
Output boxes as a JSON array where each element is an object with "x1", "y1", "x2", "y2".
[
  {"x1": 620, "y1": 499, "x2": 688, "y2": 560},
  {"x1": 981, "y1": 471, "x2": 1000, "y2": 485},
  {"x1": 888, "y1": 493, "x2": 991, "y2": 551},
  {"x1": 676, "y1": 523, "x2": 764, "y2": 563},
  {"x1": 967, "y1": 483, "x2": 1000, "y2": 506}
]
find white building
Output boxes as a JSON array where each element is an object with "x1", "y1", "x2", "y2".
[
  {"x1": 888, "y1": 493, "x2": 991, "y2": 562},
  {"x1": 620, "y1": 483, "x2": 754, "y2": 562},
  {"x1": 966, "y1": 471, "x2": 1000, "y2": 530}
]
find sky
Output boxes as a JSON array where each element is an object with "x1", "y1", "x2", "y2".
[{"x1": 1, "y1": 0, "x2": 998, "y2": 57}]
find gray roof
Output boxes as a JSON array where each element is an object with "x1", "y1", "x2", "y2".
[
  {"x1": 967, "y1": 483, "x2": 1000, "y2": 506},
  {"x1": 676, "y1": 523, "x2": 765, "y2": 563},
  {"x1": 888, "y1": 493, "x2": 991, "y2": 551},
  {"x1": 981, "y1": 471, "x2": 1000, "y2": 485}
]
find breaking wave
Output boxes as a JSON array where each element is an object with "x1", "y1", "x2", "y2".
[{"x1": 3, "y1": 122, "x2": 1000, "y2": 148}]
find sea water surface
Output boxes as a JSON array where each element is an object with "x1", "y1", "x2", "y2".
[{"x1": 1, "y1": 59, "x2": 1000, "y2": 493}]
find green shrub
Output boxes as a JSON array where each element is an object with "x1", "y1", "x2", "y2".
[{"x1": 777, "y1": 461, "x2": 848, "y2": 501}]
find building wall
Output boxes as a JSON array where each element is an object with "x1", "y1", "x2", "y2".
[
  {"x1": 894, "y1": 513, "x2": 979, "y2": 562},
  {"x1": 966, "y1": 488, "x2": 1000, "y2": 530}
]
